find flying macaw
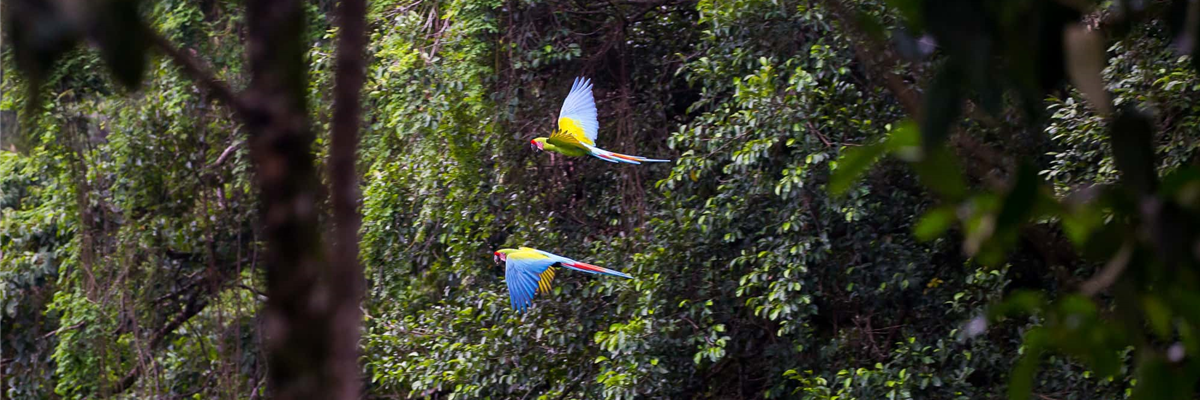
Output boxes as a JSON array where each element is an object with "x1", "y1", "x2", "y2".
[
  {"x1": 530, "y1": 77, "x2": 670, "y2": 164},
  {"x1": 493, "y1": 247, "x2": 633, "y2": 312}
]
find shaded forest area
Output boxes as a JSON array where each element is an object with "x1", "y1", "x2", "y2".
[{"x1": 4, "y1": 0, "x2": 1200, "y2": 399}]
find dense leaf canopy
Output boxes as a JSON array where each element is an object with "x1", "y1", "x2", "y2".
[{"x1": 4, "y1": 0, "x2": 1200, "y2": 399}]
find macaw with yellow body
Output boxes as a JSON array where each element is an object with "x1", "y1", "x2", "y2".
[
  {"x1": 531, "y1": 77, "x2": 669, "y2": 164},
  {"x1": 493, "y1": 247, "x2": 633, "y2": 312}
]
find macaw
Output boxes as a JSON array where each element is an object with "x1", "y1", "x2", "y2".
[
  {"x1": 530, "y1": 77, "x2": 670, "y2": 164},
  {"x1": 493, "y1": 247, "x2": 633, "y2": 312}
]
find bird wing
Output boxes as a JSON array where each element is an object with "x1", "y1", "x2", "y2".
[
  {"x1": 547, "y1": 127, "x2": 586, "y2": 149},
  {"x1": 557, "y1": 77, "x2": 598, "y2": 146},
  {"x1": 505, "y1": 248, "x2": 560, "y2": 312}
]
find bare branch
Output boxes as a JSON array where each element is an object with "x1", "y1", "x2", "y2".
[{"x1": 208, "y1": 140, "x2": 246, "y2": 169}]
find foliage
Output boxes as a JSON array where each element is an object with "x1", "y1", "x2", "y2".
[{"x1": 5, "y1": 0, "x2": 1200, "y2": 399}]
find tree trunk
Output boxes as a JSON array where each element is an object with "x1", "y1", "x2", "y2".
[
  {"x1": 242, "y1": 0, "x2": 363, "y2": 398},
  {"x1": 328, "y1": 0, "x2": 368, "y2": 397}
]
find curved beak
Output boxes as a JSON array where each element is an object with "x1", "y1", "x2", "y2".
[
  {"x1": 530, "y1": 139, "x2": 543, "y2": 152},
  {"x1": 493, "y1": 251, "x2": 505, "y2": 264}
]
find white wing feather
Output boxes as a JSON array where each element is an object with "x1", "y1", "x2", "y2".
[{"x1": 557, "y1": 77, "x2": 599, "y2": 143}]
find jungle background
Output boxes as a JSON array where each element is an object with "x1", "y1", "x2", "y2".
[{"x1": 4, "y1": 0, "x2": 1200, "y2": 399}]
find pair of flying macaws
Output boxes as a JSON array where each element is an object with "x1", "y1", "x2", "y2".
[{"x1": 493, "y1": 77, "x2": 667, "y2": 312}]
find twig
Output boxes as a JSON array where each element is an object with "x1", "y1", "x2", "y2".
[
  {"x1": 807, "y1": 122, "x2": 833, "y2": 147},
  {"x1": 148, "y1": 32, "x2": 247, "y2": 118},
  {"x1": 239, "y1": 284, "x2": 269, "y2": 299},
  {"x1": 551, "y1": 372, "x2": 586, "y2": 400},
  {"x1": 40, "y1": 321, "x2": 85, "y2": 339},
  {"x1": 248, "y1": 376, "x2": 266, "y2": 400},
  {"x1": 207, "y1": 140, "x2": 245, "y2": 169}
]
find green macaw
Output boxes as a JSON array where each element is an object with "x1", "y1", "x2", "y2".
[{"x1": 530, "y1": 77, "x2": 670, "y2": 164}]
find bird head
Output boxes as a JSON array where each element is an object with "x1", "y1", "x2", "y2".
[
  {"x1": 530, "y1": 138, "x2": 547, "y2": 152},
  {"x1": 493, "y1": 249, "x2": 512, "y2": 264}
]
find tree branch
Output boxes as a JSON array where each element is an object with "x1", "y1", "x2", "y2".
[
  {"x1": 207, "y1": 140, "x2": 246, "y2": 169},
  {"x1": 148, "y1": 32, "x2": 247, "y2": 117},
  {"x1": 111, "y1": 293, "x2": 211, "y2": 394},
  {"x1": 39, "y1": 322, "x2": 85, "y2": 339}
]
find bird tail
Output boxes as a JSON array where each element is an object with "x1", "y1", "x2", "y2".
[
  {"x1": 584, "y1": 144, "x2": 670, "y2": 164},
  {"x1": 560, "y1": 261, "x2": 633, "y2": 279}
]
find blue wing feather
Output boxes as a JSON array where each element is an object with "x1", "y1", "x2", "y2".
[{"x1": 505, "y1": 256, "x2": 557, "y2": 312}]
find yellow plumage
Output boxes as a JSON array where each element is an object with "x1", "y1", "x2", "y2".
[
  {"x1": 537, "y1": 266, "x2": 556, "y2": 294},
  {"x1": 556, "y1": 117, "x2": 595, "y2": 146}
]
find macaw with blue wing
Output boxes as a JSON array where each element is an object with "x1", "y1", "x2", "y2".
[
  {"x1": 493, "y1": 247, "x2": 633, "y2": 312},
  {"x1": 530, "y1": 77, "x2": 670, "y2": 164}
]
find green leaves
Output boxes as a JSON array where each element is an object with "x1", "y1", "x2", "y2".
[
  {"x1": 884, "y1": 0, "x2": 924, "y2": 31},
  {"x1": 995, "y1": 293, "x2": 1133, "y2": 400},
  {"x1": 829, "y1": 120, "x2": 919, "y2": 196},
  {"x1": 911, "y1": 145, "x2": 966, "y2": 201},
  {"x1": 828, "y1": 118, "x2": 967, "y2": 202},
  {"x1": 829, "y1": 142, "x2": 886, "y2": 196},
  {"x1": 11, "y1": 0, "x2": 1200, "y2": 398},
  {"x1": 913, "y1": 205, "x2": 955, "y2": 241},
  {"x1": 1007, "y1": 327, "x2": 1046, "y2": 400}
]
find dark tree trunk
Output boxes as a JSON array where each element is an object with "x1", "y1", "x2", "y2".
[
  {"x1": 328, "y1": 0, "x2": 368, "y2": 397},
  {"x1": 242, "y1": 0, "x2": 363, "y2": 398}
]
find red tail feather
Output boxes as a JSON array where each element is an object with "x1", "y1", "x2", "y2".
[{"x1": 568, "y1": 261, "x2": 606, "y2": 273}]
